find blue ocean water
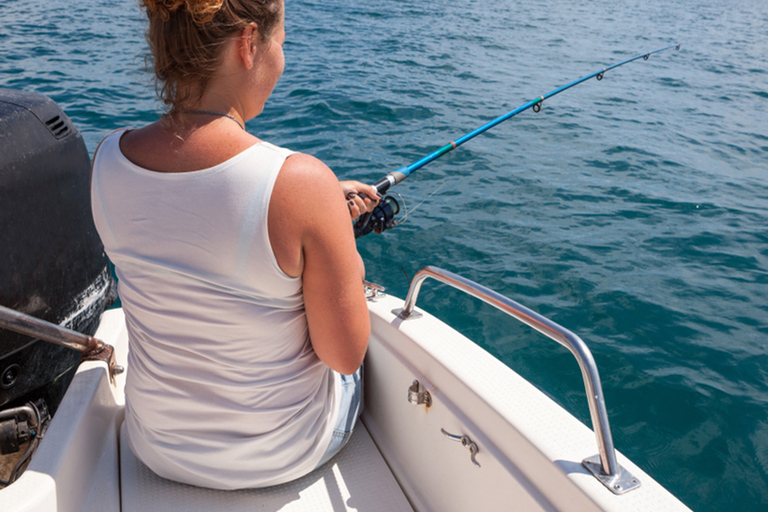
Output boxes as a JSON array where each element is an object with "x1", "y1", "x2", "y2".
[{"x1": 2, "y1": 0, "x2": 767, "y2": 509}]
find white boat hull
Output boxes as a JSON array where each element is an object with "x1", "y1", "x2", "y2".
[{"x1": 0, "y1": 291, "x2": 691, "y2": 511}]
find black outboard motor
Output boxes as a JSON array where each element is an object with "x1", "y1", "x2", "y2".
[{"x1": 0, "y1": 89, "x2": 116, "y2": 468}]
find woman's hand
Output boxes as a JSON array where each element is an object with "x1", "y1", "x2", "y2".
[{"x1": 340, "y1": 181, "x2": 380, "y2": 220}]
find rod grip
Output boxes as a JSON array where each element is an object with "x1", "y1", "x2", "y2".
[{"x1": 374, "y1": 177, "x2": 391, "y2": 194}]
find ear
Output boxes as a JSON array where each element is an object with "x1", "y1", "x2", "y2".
[{"x1": 238, "y1": 23, "x2": 260, "y2": 69}]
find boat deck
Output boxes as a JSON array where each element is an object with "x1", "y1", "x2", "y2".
[{"x1": 120, "y1": 421, "x2": 413, "y2": 512}]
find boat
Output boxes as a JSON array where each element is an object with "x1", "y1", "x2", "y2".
[{"x1": 0, "y1": 90, "x2": 692, "y2": 511}]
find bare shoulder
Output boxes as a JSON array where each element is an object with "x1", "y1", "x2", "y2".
[
  {"x1": 272, "y1": 152, "x2": 347, "y2": 230},
  {"x1": 279, "y1": 152, "x2": 343, "y2": 197}
]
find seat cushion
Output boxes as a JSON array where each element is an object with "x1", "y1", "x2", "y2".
[{"x1": 120, "y1": 422, "x2": 413, "y2": 512}]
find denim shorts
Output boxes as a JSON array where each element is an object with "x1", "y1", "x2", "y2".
[{"x1": 315, "y1": 366, "x2": 363, "y2": 469}]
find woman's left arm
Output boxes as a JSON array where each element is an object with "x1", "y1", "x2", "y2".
[{"x1": 269, "y1": 155, "x2": 373, "y2": 375}]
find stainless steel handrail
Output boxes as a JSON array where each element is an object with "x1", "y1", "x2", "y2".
[
  {"x1": 0, "y1": 304, "x2": 124, "y2": 385},
  {"x1": 393, "y1": 266, "x2": 638, "y2": 492}
]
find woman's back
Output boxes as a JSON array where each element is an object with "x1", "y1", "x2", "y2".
[{"x1": 91, "y1": 130, "x2": 340, "y2": 489}]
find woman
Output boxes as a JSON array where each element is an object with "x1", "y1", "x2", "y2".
[{"x1": 90, "y1": 0, "x2": 378, "y2": 489}]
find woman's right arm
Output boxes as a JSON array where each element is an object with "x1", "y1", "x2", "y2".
[{"x1": 269, "y1": 153, "x2": 370, "y2": 375}]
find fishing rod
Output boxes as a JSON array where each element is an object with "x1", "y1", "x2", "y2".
[{"x1": 354, "y1": 43, "x2": 681, "y2": 238}]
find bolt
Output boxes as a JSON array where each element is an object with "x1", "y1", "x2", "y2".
[{"x1": 1, "y1": 364, "x2": 21, "y2": 389}]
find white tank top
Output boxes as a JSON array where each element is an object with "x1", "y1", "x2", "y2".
[{"x1": 91, "y1": 129, "x2": 340, "y2": 489}]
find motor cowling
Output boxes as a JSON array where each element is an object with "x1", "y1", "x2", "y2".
[{"x1": 0, "y1": 89, "x2": 116, "y2": 414}]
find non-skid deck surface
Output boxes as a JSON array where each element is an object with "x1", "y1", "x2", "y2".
[{"x1": 120, "y1": 423, "x2": 413, "y2": 512}]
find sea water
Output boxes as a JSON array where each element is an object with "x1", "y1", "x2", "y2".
[{"x1": 2, "y1": 0, "x2": 767, "y2": 509}]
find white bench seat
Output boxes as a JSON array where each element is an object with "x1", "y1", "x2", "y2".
[{"x1": 120, "y1": 422, "x2": 414, "y2": 512}]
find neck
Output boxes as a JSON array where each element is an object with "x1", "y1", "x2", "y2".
[{"x1": 184, "y1": 109, "x2": 246, "y2": 131}]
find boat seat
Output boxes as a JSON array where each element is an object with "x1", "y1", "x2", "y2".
[{"x1": 120, "y1": 421, "x2": 414, "y2": 512}]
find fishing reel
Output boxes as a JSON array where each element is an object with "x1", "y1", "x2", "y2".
[{"x1": 353, "y1": 195, "x2": 400, "y2": 238}]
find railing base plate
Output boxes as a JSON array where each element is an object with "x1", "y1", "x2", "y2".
[
  {"x1": 392, "y1": 308, "x2": 423, "y2": 320},
  {"x1": 582, "y1": 455, "x2": 641, "y2": 495}
]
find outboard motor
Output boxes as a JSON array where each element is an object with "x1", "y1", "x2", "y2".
[{"x1": 0, "y1": 89, "x2": 116, "y2": 483}]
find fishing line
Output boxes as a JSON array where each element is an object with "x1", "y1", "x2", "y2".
[
  {"x1": 398, "y1": 183, "x2": 446, "y2": 225},
  {"x1": 354, "y1": 44, "x2": 681, "y2": 238}
]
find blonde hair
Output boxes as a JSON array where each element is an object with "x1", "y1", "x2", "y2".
[{"x1": 140, "y1": 0, "x2": 282, "y2": 114}]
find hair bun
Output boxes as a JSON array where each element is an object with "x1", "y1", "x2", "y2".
[{"x1": 142, "y1": 0, "x2": 224, "y2": 23}]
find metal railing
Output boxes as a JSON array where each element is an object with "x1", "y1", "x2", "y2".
[
  {"x1": 393, "y1": 266, "x2": 640, "y2": 494},
  {"x1": 0, "y1": 304, "x2": 124, "y2": 385}
]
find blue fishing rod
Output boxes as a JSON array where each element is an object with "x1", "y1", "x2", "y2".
[{"x1": 355, "y1": 43, "x2": 681, "y2": 238}]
